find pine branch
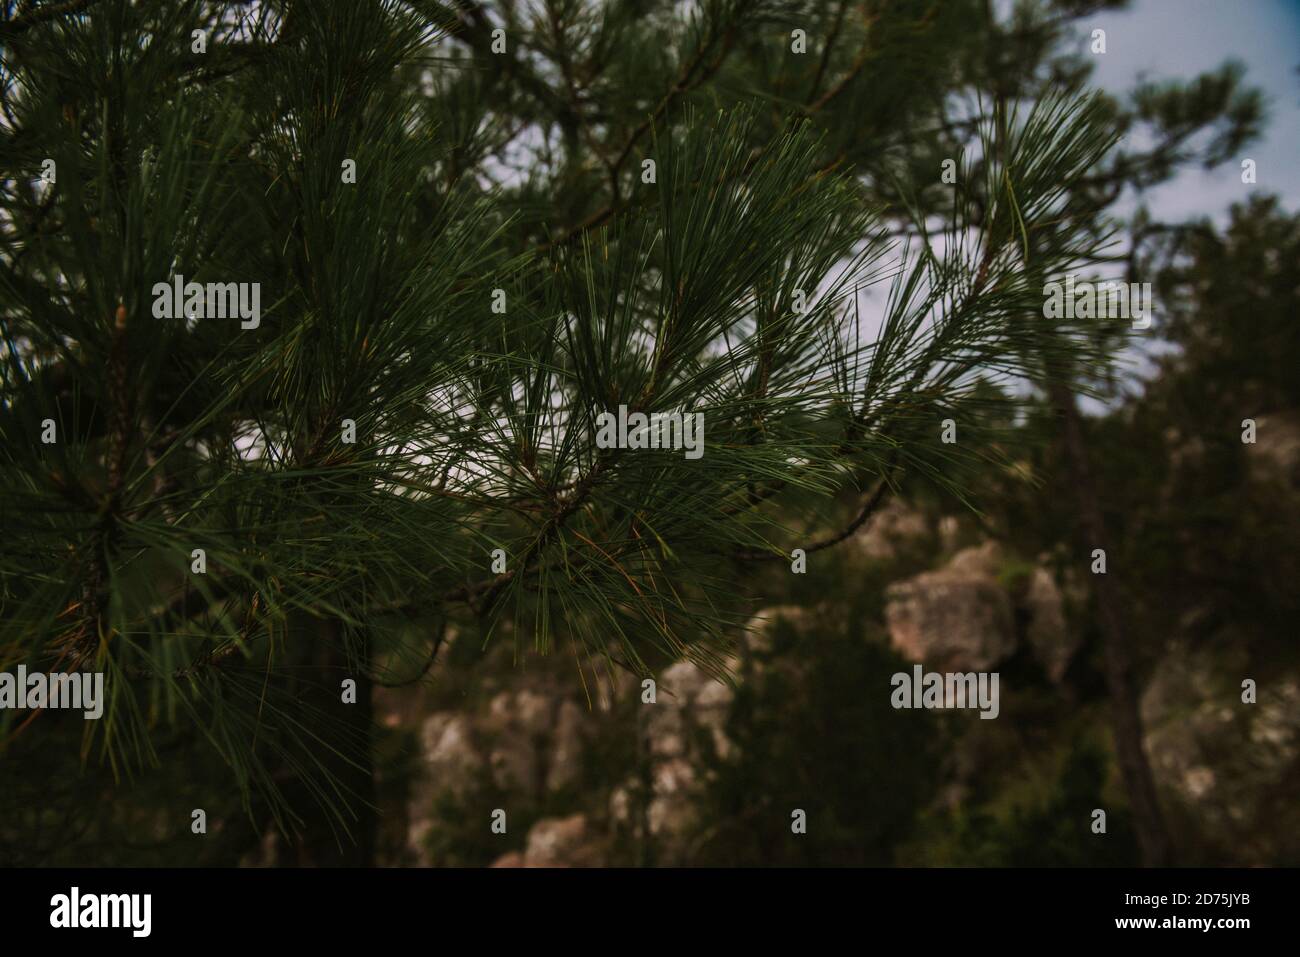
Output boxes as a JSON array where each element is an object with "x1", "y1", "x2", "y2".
[
  {"x1": 731, "y1": 473, "x2": 892, "y2": 561},
  {"x1": 0, "y1": 0, "x2": 99, "y2": 37}
]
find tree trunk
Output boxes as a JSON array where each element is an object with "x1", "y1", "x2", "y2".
[
  {"x1": 282, "y1": 613, "x2": 377, "y2": 867},
  {"x1": 1048, "y1": 380, "x2": 1171, "y2": 867}
]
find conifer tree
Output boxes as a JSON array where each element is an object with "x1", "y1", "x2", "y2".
[{"x1": 0, "y1": 0, "x2": 1257, "y2": 863}]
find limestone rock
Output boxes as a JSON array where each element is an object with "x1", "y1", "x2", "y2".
[
  {"x1": 523, "y1": 813, "x2": 604, "y2": 867},
  {"x1": 419, "y1": 713, "x2": 483, "y2": 795},
  {"x1": 1243, "y1": 410, "x2": 1300, "y2": 488},
  {"x1": 743, "y1": 605, "x2": 808, "y2": 656},
  {"x1": 647, "y1": 658, "x2": 737, "y2": 762},
  {"x1": 408, "y1": 688, "x2": 596, "y2": 862},
  {"x1": 884, "y1": 542, "x2": 1016, "y2": 670},
  {"x1": 408, "y1": 712, "x2": 484, "y2": 864},
  {"x1": 484, "y1": 689, "x2": 566, "y2": 795},
  {"x1": 546, "y1": 699, "x2": 587, "y2": 792},
  {"x1": 647, "y1": 757, "x2": 699, "y2": 842},
  {"x1": 1142, "y1": 642, "x2": 1300, "y2": 863}
]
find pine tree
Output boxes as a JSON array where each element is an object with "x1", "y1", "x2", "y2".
[{"x1": 0, "y1": 0, "x2": 1257, "y2": 864}]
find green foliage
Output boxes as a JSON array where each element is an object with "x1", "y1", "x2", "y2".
[
  {"x1": 917, "y1": 738, "x2": 1140, "y2": 867},
  {"x1": 689, "y1": 617, "x2": 943, "y2": 865}
]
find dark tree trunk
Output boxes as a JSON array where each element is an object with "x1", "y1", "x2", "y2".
[
  {"x1": 1049, "y1": 380, "x2": 1172, "y2": 867},
  {"x1": 282, "y1": 613, "x2": 377, "y2": 867}
]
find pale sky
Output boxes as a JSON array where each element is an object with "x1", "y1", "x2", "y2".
[
  {"x1": 1080, "y1": 0, "x2": 1299, "y2": 400},
  {"x1": 1089, "y1": 0, "x2": 1300, "y2": 223}
]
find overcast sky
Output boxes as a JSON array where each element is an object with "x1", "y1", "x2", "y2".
[
  {"x1": 1089, "y1": 0, "x2": 1300, "y2": 223},
  {"x1": 1066, "y1": 0, "x2": 1298, "y2": 401}
]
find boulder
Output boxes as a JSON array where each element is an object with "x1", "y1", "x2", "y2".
[
  {"x1": 418, "y1": 713, "x2": 483, "y2": 795},
  {"x1": 1141, "y1": 642, "x2": 1300, "y2": 863},
  {"x1": 546, "y1": 699, "x2": 587, "y2": 791},
  {"x1": 647, "y1": 757, "x2": 699, "y2": 842},
  {"x1": 523, "y1": 813, "x2": 604, "y2": 867},
  {"x1": 647, "y1": 658, "x2": 738, "y2": 762},
  {"x1": 408, "y1": 688, "x2": 596, "y2": 862},
  {"x1": 742, "y1": 605, "x2": 809, "y2": 656},
  {"x1": 884, "y1": 542, "x2": 1016, "y2": 670},
  {"x1": 1243, "y1": 410, "x2": 1300, "y2": 489},
  {"x1": 408, "y1": 712, "x2": 484, "y2": 864},
  {"x1": 484, "y1": 689, "x2": 576, "y2": 795},
  {"x1": 608, "y1": 758, "x2": 701, "y2": 862}
]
